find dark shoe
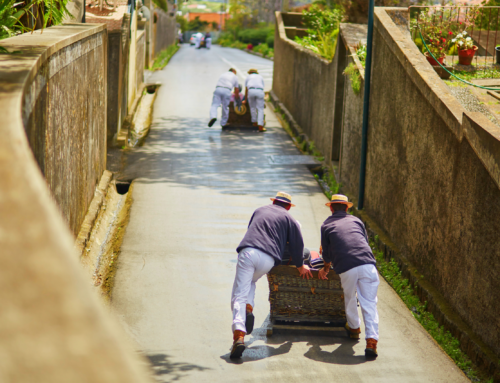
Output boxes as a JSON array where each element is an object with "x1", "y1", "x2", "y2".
[
  {"x1": 365, "y1": 338, "x2": 378, "y2": 357},
  {"x1": 258, "y1": 126, "x2": 266, "y2": 132},
  {"x1": 345, "y1": 323, "x2": 361, "y2": 339},
  {"x1": 252, "y1": 122, "x2": 258, "y2": 126},
  {"x1": 208, "y1": 118, "x2": 217, "y2": 127},
  {"x1": 230, "y1": 338, "x2": 245, "y2": 359},
  {"x1": 245, "y1": 312, "x2": 254, "y2": 335}
]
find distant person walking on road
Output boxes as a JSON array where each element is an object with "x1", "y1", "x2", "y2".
[
  {"x1": 243, "y1": 69, "x2": 266, "y2": 132},
  {"x1": 318, "y1": 194, "x2": 379, "y2": 358},
  {"x1": 230, "y1": 192, "x2": 312, "y2": 359},
  {"x1": 205, "y1": 32, "x2": 212, "y2": 49},
  {"x1": 208, "y1": 69, "x2": 240, "y2": 128}
]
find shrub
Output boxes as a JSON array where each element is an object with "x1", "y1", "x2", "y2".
[
  {"x1": 237, "y1": 26, "x2": 274, "y2": 46},
  {"x1": 266, "y1": 34, "x2": 274, "y2": 48},
  {"x1": 253, "y1": 43, "x2": 270, "y2": 56}
]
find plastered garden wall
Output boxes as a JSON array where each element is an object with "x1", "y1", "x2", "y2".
[
  {"x1": 272, "y1": 12, "x2": 337, "y2": 161},
  {"x1": 0, "y1": 24, "x2": 151, "y2": 382},
  {"x1": 362, "y1": 8, "x2": 500, "y2": 372},
  {"x1": 153, "y1": 9, "x2": 177, "y2": 57},
  {"x1": 22, "y1": 23, "x2": 107, "y2": 236}
]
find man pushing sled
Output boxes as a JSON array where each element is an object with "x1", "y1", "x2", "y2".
[{"x1": 229, "y1": 192, "x2": 312, "y2": 359}]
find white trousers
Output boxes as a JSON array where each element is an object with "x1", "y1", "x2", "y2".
[
  {"x1": 206, "y1": 37, "x2": 212, "y2": 48},
  {"x1": 210, "y1": 87, "x2": 231, "y2": 126},
  {"x1": 247, "y1": 88, "x2": 265, "y2": 126},
  {"x1": 231, "y1": 247, "x2": 275, "y2": 333},
  {"x1": 195, "y1": 38, "x2": 200, "y2": 48},
  {"x1": 339, "y1": 264, "x2": 380, "y2": 340}
]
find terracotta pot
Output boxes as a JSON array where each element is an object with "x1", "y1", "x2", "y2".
[
  {"x1": 425, "y1": 52, "x2": 444, "y2": 66},
  {"x1": 458, "y1": 46, "x2": 478, "y2": 65}
]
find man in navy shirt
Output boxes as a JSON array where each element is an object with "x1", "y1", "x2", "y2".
[
  {"x1": 230, "y1": 192, "x2": 312, "y2": 359},
  {"x1": 318, "y1": 194, "x2": 379, "y2": 357}
]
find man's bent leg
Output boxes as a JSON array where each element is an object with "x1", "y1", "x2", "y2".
[
  {"x1": 246, "y1": 248, "x2": 275, "y2": 308},
  {"x1": 231, "y1": 248, "x2": 256, "y2": 333},
  {"x1": 220, "y1": 89, "x2": 231, "y2": 126},
  {"x1": 210, "y1": 90, "x2": 221, "y2": 120},
  {"x1": 248, "y1": 90, "x2": 258, "y2": 123},
  {"x1": 339, "y1": 267, "x2": 361, "y2": 333},
  {"x1": 255, "y1": 90, "x2": 265, "y2": 126},
  {"x1": 356, "y1": 264, "x2": 380, "y2": 340}
]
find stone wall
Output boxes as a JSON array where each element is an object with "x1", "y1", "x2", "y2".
[
  {"x1": 272, "y1": 12, "x2": 337, "y2": 161},
  {"x1": 0, "y1": 24, "x2": 151, "y2": 382},
  {"x1": 22, "y1": 24, "x2": 107, "y2": 236}
]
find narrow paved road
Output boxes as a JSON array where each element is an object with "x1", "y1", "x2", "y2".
[{"x1": 111, "y1": 45, "x2": 468, "y2": 383}]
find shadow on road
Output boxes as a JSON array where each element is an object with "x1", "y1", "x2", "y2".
[
  {"x1": 220, "y1": 316, "x2": 372, "y2": 365},
  {"x1": 146, "y1": 353, "x2": 211, "y2": 382}
]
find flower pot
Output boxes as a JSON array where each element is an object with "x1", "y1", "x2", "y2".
[
  {"x1": 425, "y1": 53, "x2": 444, "y2": 66},
  {"x1": 458, "y1": 46, "x2": 478, "y2": 65}
]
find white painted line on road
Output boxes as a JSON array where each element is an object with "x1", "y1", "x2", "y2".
[{"x1": 219, "y1": 56, "x2": 247, "y2": 82}]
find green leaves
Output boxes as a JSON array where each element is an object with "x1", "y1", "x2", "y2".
[
  {"x1": 0, "y1": 0, "x2": 71, "y2": 42},
  {"x1": 294, "y1": 5, "x2": 343, "y2": 61}
]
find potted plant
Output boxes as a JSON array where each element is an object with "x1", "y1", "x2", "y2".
[
  {"x1": 410, "y1": 9, "x2": 454, "y2": 66},
  {"x1": 452, "y1": 31, "x2": 477, "y2": 65}
]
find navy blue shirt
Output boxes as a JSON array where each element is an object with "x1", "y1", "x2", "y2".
[
  {"x1": 237, "y1": 205, "x2": 304, "y2": 267},
  {"x1": 321, "y1": 211, "x2": 376, "y2": 274}
]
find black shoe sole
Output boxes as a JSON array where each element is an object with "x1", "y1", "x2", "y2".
[
  {"x1": 245, "y1": 312, "x2": 254, "y2": 335},
  {"x1": 365, "y1": 348, "x2": 378, "y2": 358},
  {"x1": 208, "y1": 118, "x2": 216, "y2": 127},
  {"x1": 230, "y1": 343, "x2": 246, "y2": 359}
]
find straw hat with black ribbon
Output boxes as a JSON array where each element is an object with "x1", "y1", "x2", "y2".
[
  {"x1": 325, "y1": 194, "x2": 353, "y2": 208},
  {"x1": 270, "y1": 191, "x2": 295, "y2": 207},
  {"x1": 248, "y1": 69, "x2": 259, "y2": 74}
]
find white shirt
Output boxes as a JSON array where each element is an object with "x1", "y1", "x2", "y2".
[
  {"x1": 216, "y1": 71, "x2": 239, "y2": 89},
  {"x1": 245, "y1": 73, "x2": 265, "y2": 90}
]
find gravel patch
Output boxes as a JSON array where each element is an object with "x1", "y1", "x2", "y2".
[{"x1": 447, "y1": 85, "x2": 500, "y2": 127}]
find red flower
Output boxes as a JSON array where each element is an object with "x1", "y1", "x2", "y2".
[
  {"x1": 442, "y1": 38, "x2": 446, "y2": 42},
  {"x1": 448, "y1": 31, "x2": 453, "y2": 35}
]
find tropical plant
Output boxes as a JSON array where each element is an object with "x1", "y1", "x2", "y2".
[{"x1": 0, "y1": 0, "x2": 70, "y2": 42}]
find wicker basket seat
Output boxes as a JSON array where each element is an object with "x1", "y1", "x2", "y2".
[{"x1": 267, "y1": 265, "x2": 346, "y2": 324}]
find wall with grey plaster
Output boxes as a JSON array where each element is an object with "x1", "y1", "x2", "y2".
[
  {"x1": 272, "y1": 13, "x2": 336, "y2": 160},
  {"x1": 23, "y1": 30, "x2": 107, "y2": 236}
]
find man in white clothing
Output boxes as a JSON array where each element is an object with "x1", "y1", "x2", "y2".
[
  {"x1": 243, "y1": 69, "x2": 266, "y2": 132},
  {"x1": 208, "y1": 69, "x2": 240, "y2": 128}
]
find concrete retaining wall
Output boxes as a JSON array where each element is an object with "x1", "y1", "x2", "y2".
[
  {"x1": 153, "y1": 10, "x2": 177, "y2": 57},
  {"x1": 0, "y1": 24, "x2": 151, "y2": 382},
  {"x1": 21, "y1": 24, "x2": 107, "y2": 236},
  {"x1": 272, "y1": 11, "x2": 337, "y2": 161},
  {"x1": 364, "y1": 8, "x2": 500, "y2": 368},
  {"x1": 273, "y1": 7, "x2": 500, "y2": 376},
  {"x1": 136, "y1": 30, "x2": 145, "y2": 95}
]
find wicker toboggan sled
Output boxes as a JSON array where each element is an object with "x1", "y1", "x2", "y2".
[{"x1": 266, "y1": 265, "x2": 346, "y2": 336}]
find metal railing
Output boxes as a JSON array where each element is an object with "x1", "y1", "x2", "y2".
[{"x1": 409, "y1": 6, "x2": 500, "y2": 76}]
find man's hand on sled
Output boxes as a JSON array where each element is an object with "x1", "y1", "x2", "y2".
[
  {"x1": 318, "y1": 267, "x2": 329, "y2": 280},
  {"x1": 298, "y1": 264, "x2": 313, "y2": 279}
]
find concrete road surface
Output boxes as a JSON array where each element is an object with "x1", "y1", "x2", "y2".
[{"x1": 111, "y1": 45, "x2": 469, "y2": 383}]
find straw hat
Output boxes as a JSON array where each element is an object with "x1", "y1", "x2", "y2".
[
  {"x1": 325, "y1": 194, "x2": 353, "y2": 208},
  {"x1": 248, "y1": 69, "x2": 259, "y2": 74},
  {"x1": 270, "y1": 191, "x2": 295, "y2": 207}
]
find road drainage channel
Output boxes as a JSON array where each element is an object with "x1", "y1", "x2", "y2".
[
  {"x1": 81, "y1": 180, "x2": 134, "y2": 301},
  {"x1": 128, "y1": 84, "x2": 160, "y2": 147}
]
